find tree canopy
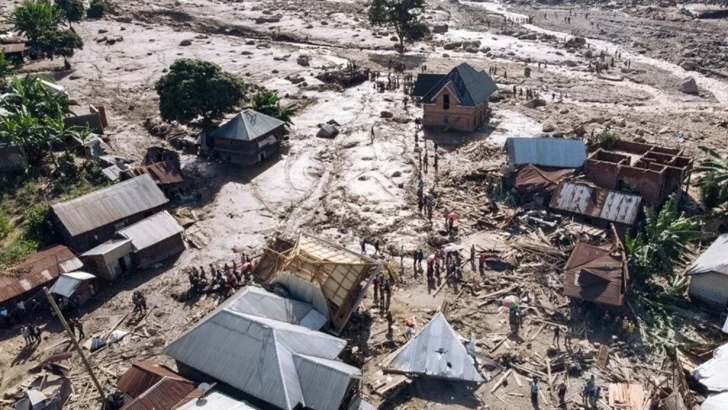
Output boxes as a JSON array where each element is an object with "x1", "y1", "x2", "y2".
[
  {"x1": 251, "y1": 91, "x2": 296, "y2": 125},
  {"x1": 156, "y1": 59, "x2": 246, "y2": 126},
  {"x1": 86, "y1": 0, "x2": 105, "y2": 18},
  {"x1": 10, "y1": 1, "x2": 83, "y2": 62},
  {"x1": 55, "y1": 0, "x2": 84, "y2": 23},
  {"x1": 368, "y1": 0, "x2": 429, "y2": 53}
]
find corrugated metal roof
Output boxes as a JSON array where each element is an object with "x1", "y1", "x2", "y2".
[
  {"x1": 691, "y1": 343, "x2": 728, "y2": 392},
  {"x1": 51, "y1": 175, "x2": 168, "y2": 237},
  {"x1": 49, "y1": 272, "x2": 95, "y2": 298},
  {"x1": 176, "y1": 390, "x2": 261, "y2": 410},
  {"x1": 510, "y1": 164, "x2": 575, "y2": 199},
  {"x1": 0, "y1": 245, "x2": 82, "y2": 303},
  {"x1": 120, "y1": 377, "x2": 198, "y2": 410},
  {"x1": 549, "y1": 182, "x2": 642, "y2": 225},
  {"x1": 272, "y1": 272, "x2": 331, "y2": 321},
  {"x1": 209, "y1": 109, "x2": 285, "y2": 142},
  {"x1": 506, "y1": 138, "x2": 587, "y2": 168},
  {"x1": 122, "y1": 161, "x2": 184, "y2": 186},
  {"x1": 563, "y1": 243, "x2": 626, "y2": 306},
  {"x1": 117, "y1": 360, "x2": 183, "y2": 398},
  {"x1": 687, "y1": 234, "x2": 728, "y2": 276},
  {"x1": 348, "y1": 396, "x2": 378, "y2": 410},
  {"x1": 81, "y1": 238, "x2": 132, "y2": 258},
  {"x1": 117, "y1": 211, "x2": 183, "y2": 251},
  {"x1": 422, "y1": 63, "x2": 497, "y2": 106},
  {"x1": 164, "y1": 299, "x2": 357, "y2": 410},
  {"x1": 383, "y1": 312, "x2": 483, "y2": 383},
  {"x1": 413, "y1": 74, "x2": 445, "y2": 97},
  {"x1": 226, "y1": 287, "x2": 327, "y2": 330}
]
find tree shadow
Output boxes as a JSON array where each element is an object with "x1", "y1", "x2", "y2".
[{"x1": 367, "y1": 53, "x2": 428, "y2": 71}]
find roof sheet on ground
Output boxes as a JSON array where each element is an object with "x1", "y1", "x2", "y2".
[
  {"x1": 49, "y1": 272, "x2": 96, "y2": 298},
  {"x1": 383, "y1": 312, "x2": 483, "y2": 383},
  {"x1": 686, "y1": 233, "x2": 728, "y2": 276},
  {"x1": 691, "y1": 343, "x2": 728, "y2": 392},
  {"x1": 563, "y1": 243, "x2": 625, "y2": 306},
  {"x1": 51, "y1": 174, "x2": 168, "y2": 237}
]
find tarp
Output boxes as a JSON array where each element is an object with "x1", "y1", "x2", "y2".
[{"x1": 691, "y1": 343, "x2": 728, "y2": 392}]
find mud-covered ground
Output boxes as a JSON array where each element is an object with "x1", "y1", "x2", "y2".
[{"x1": 0, "y1": 0, "x2": 727, "y2": 408}]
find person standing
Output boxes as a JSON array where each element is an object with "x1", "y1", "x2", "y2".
[
  {"x1": 21, "y1": 325, "x2": 31, "y2": 345},
  {"x1": 478, "y1": 253, "x2": 486, "y2": 276},
  {"x1": 31, "y1": 325, "x2": 42, "y2": 344},
  {"x1": 557, "y1": 382, "x2": 567, "y2": 405},
  {"x1": 372, "y1": 276, "x2": 380, "y2": 307},
  {"x1": 386, "y1": 310, "x2": 394, "y2": 336},
  {"x1": 553, "y1": 325, "x2": 561, "y2": 347},
  {"x1": 68, "y1": 319, "x2": 76, "y2": 339},
  {"x1": 383, "y1": 277, "x2": 392, "y2": 311},
  {"x1": 530, "y1": 377, "x2": 540, "y2": 409},
  {"x1": 74, "y1": 319, "x2": 85, "y2": 340}
]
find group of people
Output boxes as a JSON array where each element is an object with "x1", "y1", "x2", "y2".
[
  {"x1": 187, "y1": 255, "x2": 254, "y2": 298},
  {"x1": 371, "y1": 274, "x2": 393, "y2": 311},
  {"x1": 582, "y1": 375, "x2": 602, "y2": 408},
  {"x1": 20, "y1": 324, "x2": 43, "y2": 346}
]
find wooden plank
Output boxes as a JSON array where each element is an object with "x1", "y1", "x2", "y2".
[
  {"x1": 490, "y1": 369, "x2": 512, "y2": 394},
  {"x1": 597, "y1": 345, "x2": 610, "y2": 368},
  {"x1": 512, "y1": 370, "x2": 523, "y2": 387},
  {"x1": 546, "y1": 358, "x2": 553, "y2": 398},
  {"x1": 530, "y1": 324, "x2": 546, "y2": 341},
  {"x1": 490, "y1": 332, "x2": 515, "y2": 353}
]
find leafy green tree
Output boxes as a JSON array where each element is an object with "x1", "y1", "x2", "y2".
[
  {"x1": 11, "y1": 0, "x2": 65, "y2": 42},
  {"x1": 368, "y1": 0, "x2": 429, "y2": 53},
  {"x1": 24, "y1": 202, "x2": 56, "y2": 247},
  {"x1": 156, "y1": 59, "x2": 246, "y2": 127},
  {"x1": 624, "y1": 194, "x2": 705, "y2": 278},
  {"x1": 251, "y1": 91, "x2": 296, "y2": 125},
  {"x1": 86, "y1": 0, "x2": 105, "y2": 19},
  {"x1": 35, "y1": 29, "x2": 84, "y2": 65},
  {"x1": 695, "y1": 146, "x2": 728, "y2": 211},
  {"x1": 55, "y1": 0, "x2": 84, "y2": 24},
  {"x1": 2, "y1": 75, "x2": 74, "y2": 120},
  {"x1": 0, "y1": 108, "x2": 64, "y2": 166}
]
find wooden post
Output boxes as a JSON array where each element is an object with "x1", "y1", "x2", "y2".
[{"x1": 43, "y1": 287, "x2": 106, "y2": 401}]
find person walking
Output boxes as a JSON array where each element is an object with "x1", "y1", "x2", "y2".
[
  {"x1": 530, "y1": 377, "x2": 540, "y2": 409},
  {"x1": 557, "y1": 382, "x2": 567, "y2": 405},
  {"x1": 553, "y1": 325, "x2": 561, "y2": 347}
]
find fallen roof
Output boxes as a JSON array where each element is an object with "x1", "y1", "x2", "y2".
[
  {"x1": 549, "y1": 181, "x2": 642, "y2": 225},
  {"x1": 383, "y1": 312, "x2": 483, "y2": 383},
  {"x1": 422, "y1": 63, "x2": 497, "y2": 106},
  {"x1": 209, "y1": 109, "x2": 285, "y2": 142},
  {"x1": 510, "y1": 164, "x2": 575, "y2": 199},
  {"x1": 117, "y1": 360, "x2": 183, "y2": 398},
  {"x1": 49, "y1": 272, "x2": 96, "y2": 298},
  {"x1": 686, "y1": 233, "x2": 728, "y2": 276},
  {"x1": 506, "y1": 137, "x2": 587, "y2": 168},
  {"x1": 122, "y1": 161, "x2": 184, "y2": 185},
  {"x1": 691, "y1": 343, "x2": 728, "y2": 393},
  {"x1": 563, "y1": 243, "x2": 626, "y2": 306},
  {"x1": 176, "y1": 390, "x2": 262, "y2": 410},
  {"x1": 0, "y1": 245, "x2": 83, "y2": 303},
  {"x1": 164, "y1": 287, "x2": 360, "y2": 410},
  {"x1": 51, "y1": 174, "x2": 168, "y2": 237},
  {"x1": 117, "y1": 211, "x2": 183, "y2": 251}
]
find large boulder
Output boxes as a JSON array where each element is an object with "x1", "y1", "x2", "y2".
[
  {"x1": 679, "y1": 76, "x2": 699, "y2": 95},
  {"x1": 432, "y1": 24, "x2": 449, "y2": 34},
  {"x1": 523, "y1": 98, "x2": 547, "y2": 109},
  {"x1": 316, "y1": 124, "x2": 339, "y2": 139},
  {"x1": 542, "y1": 123, "x2": 555, "y2": 133},
  {"x1": 443, "y1": 41, "x2": 462, "y2": 50},
  {"x1": 380, "y1": 111, "x2": 394, "y2": 119}
]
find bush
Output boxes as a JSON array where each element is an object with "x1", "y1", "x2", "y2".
[
  {"x1": 700, "y1": 172, "x2": 723, "y2": 212},
  {"x1": 87, "y1": 0, "x2": 104, "y2": 18},
  {"x1": 24, "y1": 202, "x2": 56, "y2": 247},
  {"x1": 0, "y1": 238, "x2": 38, "y2": 265},
  {"x1": 0, "y1": 216, "x2": 12, "y2": 240},
  {"x1": 55, "y1": 0, "x2": 84, "y2": 23}
]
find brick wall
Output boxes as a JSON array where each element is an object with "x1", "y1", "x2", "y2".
[{"x1": 422, "y1": 90, "x2": 489, "y2": 132}]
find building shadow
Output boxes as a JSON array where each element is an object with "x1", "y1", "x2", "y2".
[
  {"x1": 382, "y1": 378, "x2": 481, "y2": 409},
  {"x1": 423, "y1": 125, "x2": 496, "y2": 151}
]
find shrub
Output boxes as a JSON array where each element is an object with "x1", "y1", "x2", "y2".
[{"x1": 87, "y1": 0, "x2": 104, "y2": 18}]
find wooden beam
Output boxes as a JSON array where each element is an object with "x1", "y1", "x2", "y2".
[{"x1": 490, "y1": 369, "x2": 513, "y2": 394}]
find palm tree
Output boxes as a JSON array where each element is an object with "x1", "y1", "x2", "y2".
[
  {"x1": 11, "y1": 1, "x2": 66, "y2": 42},
  {"x1": 251, "y1": 91, "x2": 297, "y2": 125}
]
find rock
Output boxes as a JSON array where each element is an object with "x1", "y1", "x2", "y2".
[
  {"x1": 321, "y1": 21, "x2": 328, "y2": 25},
  {"x1": 391, "y1": 170, "x2": 402, "y2": 178},
  {"x1": 443, "y1": 41, "x2": 462, "y2": 50},
  {"x1": 241, "y1": 51, "x2": 253, "y2": 55},
  {"x1": 297, "y1": 55, "x2": 310, "y2": 66},
  {"x1": 272, "y1": 69, "x2": 279, "y2": 74},
  {"x1": 390, "y1": 36, "x2": 398, "y2": 41},
  {"x1": 288, "y1": 76, "x2": 305, "y2": 84},
  {"x1": 573, "y1": 124, "x2": 586, "y2": 137},
  {"x1": 612, "y1": 117, "x2": 627, "y2": 127},
  {"x1": 316, "y1": 123, "x2": 339, "y2": 138},
  {"x1": 432, "y1": 24, "x2": 448, "y2": 34},
  {"x1": 489, "y1": 94, "x2": 502, "y2": 103},
  {"x1": 465, "y1": 46, "x2": 479, "y2": 53},
  {"x1": 380, "y1": 111, "x2": 393, "y2": 119},
  {"x1": 681, "y1": 61, "x2": 698, "y2": 71},
  {"x1": 179, "y1": 39, "x2": 192, "y2": 46},
  {"x1": 564, "y1": 60, "x2": 578, "y2": 67},
  {"x1": 255, "y1": 16, "x2": 281, "y2": 24},
  {"x1": 442, "y1": 53, "x2": 450, "y2": 58},
  {"x1": 659, "y1": 126, "x2": 672, "y2": 134},
  {"x1": 519, "y1": 32, "x2": 537, "y2": 40},
  {"x1": 683, "y1": 50, "x2": 696, "y2": 58},
  {"x1": 523, "y1": 98, "x2": 547, "y2": 109},
  {"x1": 560, "y1": 108, "x2": 569, "y2": 114},
  {"x1": 245, "y1": 40, "x2": 255, "y2": 45},
  {"x1": 679, "y1": 76, "x2": 699, "y2": 95},
  {"x1": 98, "y1": 29, "x2": 108, "y2": 34},
  {"x1": 542, "y1": 123, "x2": 555, "y2": 132},
  {"x1": 392, "y1": 117, "x2": 411, "y2": 124}
]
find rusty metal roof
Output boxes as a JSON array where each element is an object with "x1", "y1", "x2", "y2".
[
  {"x1": 120, "y1": 377, "x2": 199, "y2": 410},
  {"x1": 121, "y1": 161, "x2": 184, "y2": 186},
  {"x1": 0, "y1": 245, "x2": 83, "y2": 303},
  {"x1": 511, "y1": 164, "x2": 575, "y2": 199},
  {"x1": 563, "y1": 243, "x2": 626, "y2": 306},
  {"x1": 51, "y1": 174, "x2": 168, "y2": 237},
  {"x1": 549, "y1": 181, "x2": 642, "y2": 225},
  {"x1": 117, "y1": 360, "x2": 184, "y2": 398}
]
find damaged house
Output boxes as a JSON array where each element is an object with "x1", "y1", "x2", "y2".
[
  {"x1": 115, "y1": 360, "x2": 202, "y2": 410},
  {"x1": 253, "y1": 234, "x2": 381, "y2": 333},
  {"x1": 51, "y1": 174, "x2": 169, "y2": 251},
  {"x1": 206, "y1": 109, "x2": 286, "y2": 166},
  {"x1": 585, "y1": 140, "x2": 692, "y2": 206},
  {"x1": 164, "y1": 286, "x2": 367, "y2": 410},
  {"x1": 413, "y1": 63, "x2": 497, "y2": 132},
  {"x1": 563, "y1": 237, "x2": 629, "y2": 308},
  {"x1": 505, "y1": 137, "x2": 587, "y2": 169}
]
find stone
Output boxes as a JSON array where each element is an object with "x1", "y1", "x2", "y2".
[
  {"x1": 297, "y1": 55, "x2": 310, "y2": 66},
  {"x1": 316, "y1": 123, "x2": 339, "y2": 138},
  {"x1": 245, "y1": 40, "x2": 255, "y2": 45},
  {"x1": 523, "y1": 98, "x2": 547, "y2": 109},
  {"x1": 432, "y1": 24, "x2": 448, "y2": 34},
  {"x1": 465, "y1": 46, "x2": 479, "y2": 53},
  {"x1": 98, "y1": 29, "x2": 108, "y2": 34},
  {"x1": 612, "y1": 117, "x2": 627, "y2": 127},
  {"x1": 390, "y1": 36, "x2": 398, "y2": 41},
  {"x1": 288, "y1": 76, "x2": 305, "y2": 84},
  {"x1": 443, "y1": 41, "x2": 462, "y2": 50},
  {"x1": 179, "y1": 39, "x2": 192, "y2": 46},
  {"x1": 380, "y1": 111, "x2": 393, "y2": 119},
  {"x1": 679, "y1": 76, "x2": 699, "y2": 95},
  {"x1": 391, "y1": 170, "x2": 402, "y2": 178},
  {"x1": 542, "y1": 123, "x2": 555, "y2": 133}
]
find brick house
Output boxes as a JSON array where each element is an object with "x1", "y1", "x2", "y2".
[{"x1": 413, "y1": 63, "x2": 497, "y2": 132}]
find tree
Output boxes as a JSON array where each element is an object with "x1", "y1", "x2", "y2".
[
  {"x1": 0, "y1": 52, "x2": 11, "y2": 91},
  {"x1": 55, "y1": 0, "x2": 84, "y2": 24},
  {"x1": 86, "y1": 0, "x2": 105, "y2": 19},
  {"x1": 251, "y1": 91, "x2": 297, "y2": 125},
  {"x1": 368, "y1": 0, "x2": 429, "y2": 53},
  {"x1": 35, "y1": 29, "x2": 84, "y2": 64},
  {"x1": 156, "y1": 59, "x2": 245, "y2": 127},
  {"x1": 0, "y1": 108, "x2": 64, "y2": 166},
  {"x1": 2, "y1": 75, "x2": 74, "y2": 120},
  {"x1": 624, "y1": 194, "x2": 705, "y2": 278},
  {"x1": 695, "y1": 146, "x2": 728, "y2": 211},
  {"x1": 11, "y1": 0, "x2": 65, "y2": 42}
]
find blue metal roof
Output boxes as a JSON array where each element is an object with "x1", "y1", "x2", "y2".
[{"x1": 506, "y1": 137, "x2": 587, "y2": 168}]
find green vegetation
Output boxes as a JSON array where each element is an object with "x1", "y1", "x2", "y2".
[
  {"x1": 251, "y1": 91, "x2": 296, "y2": 125},
  {"x1": 10, "y1": 0, "x2": 83, "y2": 66},
  {"x1": 368, "y1": 0, "x2": 429, "y2": 53},
  {"x1": 695, "y1": 146, "x2": 728, "y2": 212},
  {"x1": 86, "y1": 0, "x2": 105, "y2": 19},
  {"x1": 156, "y1": 59, "x2": 246, "y2": 128},
  {"x1": 55, "y1": 0, "x2": 84, "y2": 24}
]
